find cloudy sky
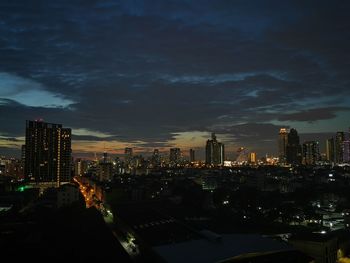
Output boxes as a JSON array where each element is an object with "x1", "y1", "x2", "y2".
[{"x1": 0, "y1": 0, "x2": 349, "y2": 159}]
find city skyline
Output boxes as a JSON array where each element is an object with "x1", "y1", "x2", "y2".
[{"x1": 1, "y1": 1, "x2": 350, "y2": 158}]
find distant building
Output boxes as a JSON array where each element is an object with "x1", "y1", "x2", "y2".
[
  {"x1": 249, "y1": 152, "x2": 257, "y2": 164},
  {"x1": 24, "y1": 120, "x2": 71, "y2": 185},
  {"x1": 169, "y1": 148, "x2": 181, "y2": 167},
  {"x1": 98, "y1": 154, "x2": 113, "y2": 181},
  {"x1": 102, "y1": 151, "x2": 108, "y2": 163},
  {"x1": 189, "y1": 149, "x2": 195, "y2": 162},
  {"x1": 74, "y1": 158, "x2": 88, "y2": 177},
  {"x1": 343, "y1": 130, "x2": 350, "y2": 163},
  {"x1": 278, "y1": 128, "x2": 288, "y2": 164},
  {"x1": 205, "y1": 133, "x2": 224, "y2": 166},
  {"x1": 326, "y1": 138, "x2": 335, "y2": 163},
  {"x1": 302, "y1": 141, "x2": 320, "y2": 165},
  {"x1": 152, "y1": 149, "x2": 161, "y2": 167},
  {"x1": 335, "y1": 132, "x2": 344, "y2": 163},
  {"x1": 124, "y1": 147, "x2": 133, "y2": 167},
  {"x1": 286, "y1": 128, "x2": 302, "y2": 165}
]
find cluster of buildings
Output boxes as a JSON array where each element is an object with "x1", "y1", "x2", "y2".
[
  {"x1": 278, "y1": 128, "x2": 350, "y2": 165},
  {"x1": 2, "y1": 120, "x2": 350, "y2": 187}
]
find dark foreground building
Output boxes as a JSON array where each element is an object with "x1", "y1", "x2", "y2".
[{"x1": 24, "y1": 120, "x2": 71, "y2": 185}]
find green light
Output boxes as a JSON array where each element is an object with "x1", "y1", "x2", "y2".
[{"x1": 18, "y1": 186, "x2": 25, "y2": 192}]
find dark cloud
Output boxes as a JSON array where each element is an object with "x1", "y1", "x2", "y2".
[
  {"x1": 0, "y1": 0, "x2": 349, "y2": 157},
  {"x1": 278, "y1": 107, "x2": 350, "y2": 122}
]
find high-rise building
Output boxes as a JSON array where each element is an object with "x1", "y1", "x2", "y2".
[
  {"x1": 249, "y1": 152, "x2": 257, "y2": 164},
  {"x1": 344, "y1": 130, "x2": 350, "y2": 163},
  {"x1": 189, "y1": 149, "x2": 195, "y2": 162},
  {"x1": 278, "y1": 128, "x2": 288, "y2": 164},
  {"x1": 151, "y1": 149, "x2": 161, "y2": 167},
  {"x1": 124, "y1": 147, "x2": 133, "y2": 167},
  {"x1": 74, "y1": 158, "x2": 87, "y2": 177},
  {"x1": 286, "y1": 128, "x2": 302, "y2": 165},
  {"x1": 125, "y1": 147, "x2": 133, "y2": 157},
  {"x1": 102, "y1": 151, "x2": 108, "y2": 163},
  {"x1": 335, "y1": 132, "x2": 344, "y2": 163},
  {"x1": 24, "y1": 120, "x2": 71, "y2": 185},
  {"x1": 205, "y1": 133, "x2": 225, "y2": 166},
  {"x1": 98, "y1": 164, "x2": 113, "y2": 182},
  {"x1": 169, "y1": 148, "x2": 181, "y2": 166},
  {"x1": 302, "y1": 141, "x2": 319, "y2": 165},
  {"x1": 326, "y1": 138, "x2": 335, "y2": 163}
]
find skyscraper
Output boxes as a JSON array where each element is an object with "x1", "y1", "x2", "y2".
[
  {"x1": 205, "y1": 133, "x2": 225, "y2": 166},
  {"x1": 278, "y1": 128, "x2": 288, "y2": 164},
  {"x1": 249, "y1": 152, "x2": 257, "y2": 164},
  {"x1": 151, "y1": 149, "x2": 161, "y2": 167},
  {"x1": 335, "y1": 132, "x2": 344, "y2": 163},
  {"x1": 169, "y1": 148, "x2": 181, "y2": 166},
  {"x1": 74, "y1": 158, "x2": 87, "y2": 177},
  {"x1": 302, "y1": 141, "x2": 319, "y2": 165},
  {"x1": 24, "y1": 120, "x2": 71, "y2": 185},
  {"x1": 286, "y1": 128, "x2": 302, "y2": 165},
  {"x1": 326, "y1": 138, "x2": 335, "y2": 163},
  {"x1": 344, "y1": 129, "x2": 350, "y2": 163},
  {"x1": 189, "y1": 149, "x2": 195, "y2": 162},
  {"x1": 124, "y1": 147, "x2": 133, "y2": 167}
]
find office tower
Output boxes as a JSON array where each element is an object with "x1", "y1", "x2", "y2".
[
  {"x1": 151, "y1": 149, "x2": 161, "y2": 167},
  {"x1": 98, "y1": 162, "x2": 113, "y2": 182},
  {"x1": 302, "y1": 141, "x2": 320, "y2": 165},
  {"x1": 205, "y1": 133, "x2": 225, "y2": 166},
  {"x1": 189, "y1": 149, "x2": 195, "y2": 162},
  {"x1": 169, "y1": 148, "x2": 181, "y2": 166},
  {"x1": 286, "y1": 128, "x2": 302, "y2": 165},
  {"x1": 326, "y1": 138, "x2": 335, "y2": 163},
  {"x1": 102, "y1": 151, "x2": 108, "y2": 163},
  {"x1": 21, "y1": 145, "x2": 26, "y2": 164},
  {"x1": 249, "y1": 152, "x2": 257, "y2": 164},
  {"x1": 24, "y1": 120, "x2": 71, "y2": 185},
  {"x1": 278, "y1": 128, "x2": 288, "y2": 164},
  {"x1": 125, "y1": 147, "x2": 133, "y2": 157},
  {"x1": 124, "y1": 147, "x2": 133, "y2": 166},
  {"x1": 74, "y1": 158, "x2": 88, "y2": 177},
  {"x1": 335, "y1": 132, "x2": 344, "y2": 163},
  {"x1": 344, "y1": 129, "x2": 350, "y2": 163}
]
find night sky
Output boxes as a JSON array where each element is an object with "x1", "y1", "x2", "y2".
[{"x1": 0, "y1": 0, "x2": 349, "y2": 158}]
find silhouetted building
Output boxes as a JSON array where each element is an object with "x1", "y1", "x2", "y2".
[
  {"x1": 98, "y1": 162, "x2": 113, "y2": 182},
  {"x1": 286, "y1": 128, "x2": 302, "y2": 165},
  {"x1": 21, "y1": 144, "x2": 26, "y2": 164},
  {"x1": 326, "y1": 138, "x2": 335, "y2": 163},
  {"x1": 152, "y1": 149, "x2": 161, "y2": 167},
  {"x1": 302, "y1": 141, "x2": 319, "y2": 165},
  {"x1": 278, "y1": 128, "x2": 288, "y2": 164},
  {"x1": 189, "y1": 149, "x2": 195, "y2": 162},
  {"x1": 344, "y1": 130, "x2": 350, "y2": 163},
  {"x1": 206, "y1": 133, "x2": 224, "y2": 166},
  {"x1": 24, "y1": 120, "x2": 71, "y2": 185},
  {"x1": 124, "y1": 147, "x2": 133, "y2": 167},
  {"x1": 102, "y1": 151, "x2": 108, "y2": 163},
  {"x1": 169, "y1": 148, "x2": 181, "y2": 166},
  {"x1": 336, "y1": 132, "x2": 344, "y2": 163}
]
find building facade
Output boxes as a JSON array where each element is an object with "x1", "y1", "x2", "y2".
[
  {"x1": 24, "y1": 120, "x2": 71, "y2": 185},
  {"x1": 278, "y1": 128, "x2": 288, "y2": 164},
  {"x1": 286, "y1": 128, "x2": 302, "y2": 165},
  {"x1": 205, "y1": 133, "x2": 224, "y2": 166},
  {"x1": 302, "y1": 141, "x2": 320, "y2": 165},
  {"x1": 326, "y1": 138, "x2": 335, "y2": 163}
]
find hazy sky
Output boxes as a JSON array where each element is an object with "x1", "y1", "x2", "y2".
[{"x1": 0, "y1": 0, "x2": 349, "y2": 159}]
